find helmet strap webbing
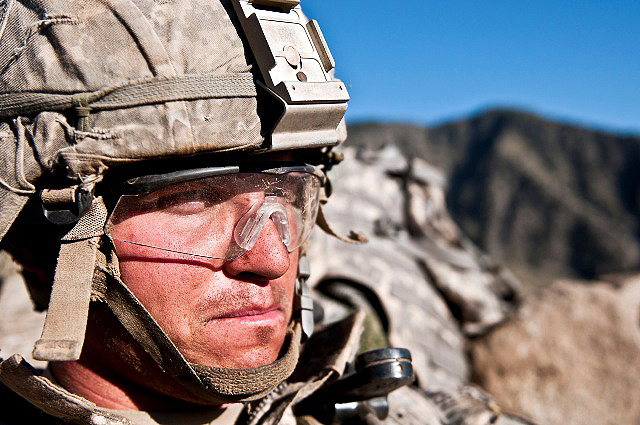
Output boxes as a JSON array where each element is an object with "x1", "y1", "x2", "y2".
[
  {"x1": 101, "y1": 262, "x2": 301, "y2": 404},
  {"x1": 33, "y1": 197, "x2": 109, "y2": 361}
]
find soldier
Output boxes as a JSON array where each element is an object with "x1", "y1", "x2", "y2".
[
  {"x1": 0, "y1": 0, "x2": 420, "y2": 423},
  {"x1": 0, "y1": 0, "x2": 535, "y2": 424}
]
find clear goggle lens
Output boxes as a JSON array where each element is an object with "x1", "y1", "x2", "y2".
[{"x1": 105, "y1": 167, "x2": 322, "y2": 261}]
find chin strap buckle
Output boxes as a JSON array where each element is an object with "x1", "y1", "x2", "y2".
[
  {"x1": 40, "y1": 186, "x2": 94, "y2": 225},
  {"x1": 295, "y1": 255, "x2": 314, "y2": 342}
]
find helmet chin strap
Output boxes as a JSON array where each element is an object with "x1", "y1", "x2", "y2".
[{"x1": 33, "y1": 196, "x2": 108, "y2": 362}]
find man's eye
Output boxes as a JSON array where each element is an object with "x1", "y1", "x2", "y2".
[{"x1": 156, "y1": 191, "x2": 215, "y2": 214}]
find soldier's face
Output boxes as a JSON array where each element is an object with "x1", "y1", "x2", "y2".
[{"x1": 113, "y1": 214, "x2": 298, "y2": 370}]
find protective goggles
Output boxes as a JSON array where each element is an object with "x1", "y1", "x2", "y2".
[{"x1": 105, "y1": 164, "x2": 324, "y2": 261}]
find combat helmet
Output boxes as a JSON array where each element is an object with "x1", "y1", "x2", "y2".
[{"x1": 0, "y1": 0, "x2": 356, "y2": 404}]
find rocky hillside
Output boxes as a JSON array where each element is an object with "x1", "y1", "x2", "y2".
[
  {"x1": 470, "y1": 274, "x2": 640, "y2": 425},
  {"x1": 345, "y1": 109, "x2": 640, "y2": 288}
]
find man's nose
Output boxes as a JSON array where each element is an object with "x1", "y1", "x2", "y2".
[{"x1": 222, "y1": 217, "x2": 291, "y2": 280}]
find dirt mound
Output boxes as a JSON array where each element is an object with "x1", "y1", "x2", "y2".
[{"x1": 470, "y1": 276, "x2": 640, "y2": 425}]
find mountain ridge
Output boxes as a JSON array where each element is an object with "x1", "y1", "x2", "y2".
[{"x1": 345, "y1": 108, "x2": 640, "y2": 288}]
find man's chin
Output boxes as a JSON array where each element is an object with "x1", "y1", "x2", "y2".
[
  {"x1": 184, "y1": 328, "x2": 288, "y2": 370},
  {"x1": 189, "y1": 345, "x2": 284, "y2": 370}
]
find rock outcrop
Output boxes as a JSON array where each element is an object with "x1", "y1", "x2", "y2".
[{"x1": 470, "y1": 275, "x2": 640, "y2": 425}]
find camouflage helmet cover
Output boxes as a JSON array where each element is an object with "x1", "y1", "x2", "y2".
[{"x1": 0, "y1": 0, "x2": 348, "y2": 240}]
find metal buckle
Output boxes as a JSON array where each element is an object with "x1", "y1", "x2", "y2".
[
  {"x1": 295, "y1": 255, "x2": 314, "y2": 341},
  {"x1": 41, "y1": 187, "x2": 94, "y2": 225}
]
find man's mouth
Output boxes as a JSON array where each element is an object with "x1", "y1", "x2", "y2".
[{"x1": 211, "y1": 305, "x2": 282, "y2": 320}]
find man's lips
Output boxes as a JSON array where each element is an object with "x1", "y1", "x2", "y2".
[{"x1": 209, "y1": 305, "x2": 282, "y2": 320}]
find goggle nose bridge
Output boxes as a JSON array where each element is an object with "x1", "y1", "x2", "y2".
[{"x1": 233, "y1": 195, "x2": 292, "y2": 252}]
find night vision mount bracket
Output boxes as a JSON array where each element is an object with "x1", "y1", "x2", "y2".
[{"x1": 231, "y1": 0, "x2": 349, "y2": 150}]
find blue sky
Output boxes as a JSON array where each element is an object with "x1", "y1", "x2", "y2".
[{"x1": 304, "y1": 1, "x2": 640, "y2": 134}]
